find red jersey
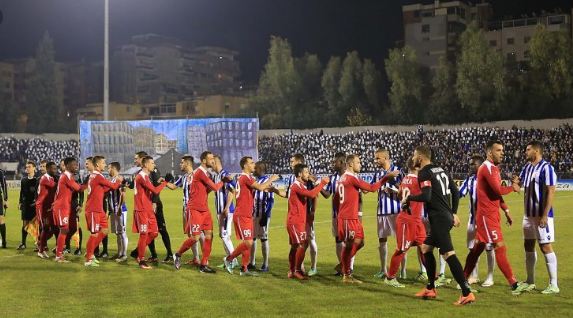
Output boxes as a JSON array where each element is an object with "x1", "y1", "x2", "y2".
[
  {"x1": 188, "y1": 166, "x2": 223, "y2": 212},
  {"x1": 235, "y1": 173, "x2": 256, "y2": 218},
  {"x1": 288, "y1": 179, "x2": 328, "y2": 225},
  {"x1": 134, "y1": 171, "x2": 167, "y2": 212},
  {"x1": 36, "y1": 173, "x2": 57, "y2": 212},
  {"x1": 399, "y1": 174, "x2": 423, "y2": 219},
  {"x1": 53, "y1": 171, "x2": 85, "y2": 211},
  {"x1": 337, "y1": 171, "x2": 389, "y2": 220},
  {"x1": 476, "y1": 160, "x2": 514, "y2": 220},
  {"x1": 85, "y1": 171, "x2": 121, "y2": 213}
]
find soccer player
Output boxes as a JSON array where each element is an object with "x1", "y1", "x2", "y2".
[
  {"x1": 320, "y1": 152, "x2": 347, "y2": 275},
  {"x1": 108, "y1": 161, "x2": 129, "y2": 263},
  {"x1": 0, "y1": 167, "x2": 7, "y2": 248},
  {"x1": 18, "y1": 161, "x2": 38, "y2": 250},
  {"x1": 67, "y1": 157, "x2": 91, "y2": 256},
  {"x1": 223, "y1": 156, "x2": 278, "y2": 276},
  {"x1": 168, "y1": 155, "x2": 201, "y2": 265},
  {"x1": 459, "y1": 154, "x2": 498, "y2": 287},
  {"x1": 287, "y1": 163, "x2": 329, "y2": 280},
  {"x1": 133, "y1": 156, "x2": 169, "y2": 269},
  {"x1": 337, "y1": 154, "x2": 399, "y2": 283},
  {"x1": 84, "y1": 156, "x2": 123, "y2": 267},
  {"x1": 405, "y1": 145, "x2": 475, "y2": 305},
  {"x1": 36, "y1": 161, "x2": 58, "y2": 259},
  {"x1": 384, "y1": 157, "x2": 426, "y2": 288},
  {"x1": 371, "y1": 149, "x2": 405, "y2": 280},
  {"x1": 52, "y1": 157, "x2": 87, "y2": 263},
  {"x1": 173, "y1": 151, "x2": 227, "y2": 273},
  {"x1": 250, "y1": 161, "x2": 274, "y2": 272},
  {"x1": 462, "y1": 140, "x2": 527, "y2": 296},
  {"x1": 212, "y1": 155, "x2": 235, "y2": 264},
  {"x1": 518, "y1": 140, "x2": 559, "y2": 294}
]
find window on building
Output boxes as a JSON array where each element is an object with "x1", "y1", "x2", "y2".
[
  {"x1": 507, "y1": 37, "x2": 515, "y2": 45},
  {"x1": 422, "y1": 24, "x2": 430, "y2": 33},
  {"x1": 489, "y1": 40, "x2": 497, "y2": 47},
  {"x1": 524, "y1": 36, "x2": 531, "y2": 44},
  {"x1": 548, "y1": 15, "x2": 565, "y2": 25}
]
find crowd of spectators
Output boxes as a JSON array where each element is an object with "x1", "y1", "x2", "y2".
[{"x1": 258, "y1": 125, "x2": 573, "y2": 179}]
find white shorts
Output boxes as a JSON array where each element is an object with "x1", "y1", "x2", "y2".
[
  {"x1": 306, "y1": 222, "x2": 315, "y2": 241},
  {"x1": 217, "y1": 213, "x2": 234, "y2": 239},
  {"x1": 377, "y1": 214, "x2": 397, "y2": 239},
  {"x1": 110, "y1": 213, "x2": 126, "y2": 234},
  {"x1": 523, "y1": 216, "x2": 555, "y2": 244},
  {"x1": 467, "y1": 222, "x2": 477, "y2": 249},
  {"x1": 254, "y1": 214, "x2": 270, "y2": 240}
]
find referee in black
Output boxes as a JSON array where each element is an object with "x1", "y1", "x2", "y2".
[
  {"x1": 18, "y1": 161, "x2": 39, "y2": 250},
  {"x1": 0, "y1": 167, "x2": 8, "y2": 248},
  {"x1": 405, "y1": 145, "x2": 475, "y2": 305}
]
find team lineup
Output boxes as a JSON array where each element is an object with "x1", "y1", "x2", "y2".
[{"x1": 0, "y1": 139, "x2": 559, "y2": 306}]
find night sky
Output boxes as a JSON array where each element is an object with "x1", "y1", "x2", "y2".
[{"x1": 0, "y1": 0, "x2": 571, "y2": 83}]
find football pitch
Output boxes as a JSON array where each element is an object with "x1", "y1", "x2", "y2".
[{"x1": 1, "y1": 189, "x2": 571, "y2": 317}]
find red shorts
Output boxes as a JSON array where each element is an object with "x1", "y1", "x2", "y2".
[
  {"x1": 85, "y1": 211, "x2": 108, "y2": 234},
  {"x1": 132, "y1": 210, "x2": 158, "y2": 234},
  {"x1": 476, "y1": 214, "x2": 503, "y2": 244},
  {"x1": 52, "y1": 206, "x2": 70, "y2": 229},
  {"x1": 36, "y1": 206, "x2": 52, "y2": 228},
  {"x1": 234, "y1": 216, "x2": 254, "y2": 240},
  {"x1": 337, "y1": 219, "x2": 364, "y2": 241},
  {"x1": 395, "y1": 213, "x2": 426, "y2": 251},
  {"x1": 287, "y1": 223, "x2": 307, "y2": 245},
  {"x1": 188, "y1": 210, "x2": 213, "y2": 235}
]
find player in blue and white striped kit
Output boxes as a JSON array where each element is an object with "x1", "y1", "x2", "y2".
[
  {"x1": 168, "y1": 155, "x2": 201, "y2": 265},
  {"x1": 107, "y1": 162, "x2": 129, "y2": 262},
  {"x1": 249, "y1": 161, "x2": 274, "y2": 272},
  {"x1": 212, "y1": 155, "x2": 236, "y2": 261},
  {"x1": 518, "y1": 140, "x2": 559, "y2": 294},
  {"x1": 460, "y1": 155, "x2": 496, "y2": 287},
  {"x1": 371, "y1": 149, "x2": 406, "y2": 279}
]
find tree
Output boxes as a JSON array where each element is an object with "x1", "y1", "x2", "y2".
[
  {"x1": 293, "y1": 53, "x2": 325, "y2": 127},
  {"x1": 456, "y1": 22, "x2": 506, "y2": 121},
  {"x1": 362, "y1": 59, "x2": 382, "y2": 118},
  {"x1": 384, "y1": 46, "x2": 424, "y2": 124},
  {"x1": 337, "y1": 51, "x2": 364, "y2": 126},
  {"x1": 427, "y1": 56, "x2": 459, "y2": 124},
  {"x1": 321, "y1": 56, "x2": 342, "y2": 123}
]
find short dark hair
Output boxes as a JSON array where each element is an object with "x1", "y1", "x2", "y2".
[
  {"x1": 86, "y1": 156, "x2": 93, "y2": 161},
  {"x1": 26, "y1": 160, "x2": 36, "y2": 167},
  {"x1": 40, "y1": 159, "x2": 48, "y2": 165},
  {"x1": 470, "y1": 154, "x2": 484, "y2": 163},
  {"x1": 110, "y1": 161, "x2": 121, "y2": 171},
  {"x1": 406, "y1": 157, "x2": 415, "y2": 171},
  {"x1": 240, "y1": 156, "x2": 252, "y2": 169},
  {"x1": 334, "y1": 152, "x2": 346, "y2": 161},
  {"x1": 415, "y1": 145, "x2": 432, "y2": 160},
  {"x1": 486, "y1": 139, "x2": 503, "y2": 151},
  {"x1": 527, "y1": 140, "x2": 543, "y2": 152},
  {"x1": 346, "y1": 154, "x2": 358, "y2": 164},
  {"x1": 213, "y1": 154, "x2": 222, "y2": 163},
  {"x1": 293, "y1": 163, "x2": 308, "y2": 177},
  {"x1": 92, "y1": 155, "x2": 105, "y2": 165},
  {"x1": 141, "y1": 156, "x2": 154, "y2": 166},
  {"x1": 182, "y1": 155, "x2": 194, "y2": 164},
  {"x1": 375, "y1": 148, "x2": 389, "y2": 155},
  {"x1": 63, "y1": 157, "x2": 77, "y2": 166},
  {"x1": 46, "y1": 161, "x2": 57, "y2": 169},
  {"x1": 255, "y1": 161, "x2": 266, "y2": 171},
  {"x1": 136, "y1": 151, "x2": 148, "y2": 158},
  {"x1": 291, "y1": 153, "x2": 305, "y2": 164},
  {"x1": 200, "y1": 151, "x2": 212, "y2": 161}
]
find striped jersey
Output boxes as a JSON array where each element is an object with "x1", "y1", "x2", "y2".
[
  {"x1": 459, "y1": 174, "x2": 477, "y2": 224},
  {"x1": 286, "y1": 174, "x2": 296, "y2": 198},
  {"x1": 324, "y1": 173, "x2": 342, "y2": 218},
  {"x1": 174, "y1": 173, "x2": 192, "y2": 208},
  {"x1": 212, "y1": 169, "x2": 236, "y2": 215},
  {"x1": 106, "y1": 177, "x2": 127, "y2": 215},
  {"x1": 371, "y1": 165, "x2": 402, "y2": 215},
  {"x1": 519, "y1": 160, "x2": 557, "y2": 217},
  {"x1": 254, "y1": 175, "x2": 274, "y2": 218}
]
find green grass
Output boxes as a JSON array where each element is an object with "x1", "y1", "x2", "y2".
[{"x1": 1, "y1": 189, "x2": 572, "y2": 317}]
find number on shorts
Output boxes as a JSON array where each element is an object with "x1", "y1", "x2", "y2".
[
  {"x1": 436, "y1": 173, "x2": 451, "y2": 196},
  {"x1": 338, "y1": 184, "x2": 345, "y2": 204},
  {"x1": 192, "y1": 224, "x2": 201, "y2": 233},
  {"x1": 491, "y1": 230, "x2": 498, "y2": 241},
  {"x1": 299, "y1": 231, "x2": 307, "y2": 241},
  {"x1": 349, "y1": 230, "x2": 355, "y2": 239},
  {"x1": 243, "y1": 229, "x2": 251, "y2": 237}
]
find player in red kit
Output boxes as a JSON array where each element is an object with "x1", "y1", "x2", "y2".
[
  {"x1": 337, "y1": 154, "x2": 399, "y2": 283},
  {"x1": 36, "y1": 162, "x2": 58, "y2": 259},
  {"x1": 52, "y1": 157, "x2": 87, "y2": 263},
  {"x1": 84, "y1": 156, "x2": 123, "y2": 267},
  {"x1": 223, "y1": 156, "x2": 278, "y2": 276},
  {"x1": 133, "y1": 156, "x2": 169, "y2": 269},
  {"x1": 173, "y1": 151, "x2": 230, "y2": 273},
  {"x1": 287, "y1": 163, "x2": 329, "y2": 280},
  {"x1": 384, "y1": 157, "x2": 426, "y2": 288},
  {"x1": 463, "y1": 139, "x2": 527, "y2": 295}
]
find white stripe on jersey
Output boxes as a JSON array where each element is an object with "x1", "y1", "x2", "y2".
[
  {"x1": 326, "y1": 173, "x2": 341, "y2": 218},
  {"x1": 459, "y1": 175, "x2": 477, "y2": 224},
  {"x1": 520, "y1": 160, "x2": 557, "y2": 217},
  {"x1": 254, "y1": 175, "x2": 274, "y2": 218},
  {"x1": 372, "y1": 165, "x2": 402, "y2": 215},
  {"x1": 174, "y1": 173, "x2": 192, "y2": 207},
  {"x1": 213, "y1": 170, "x2": 234, "y2": 215}
]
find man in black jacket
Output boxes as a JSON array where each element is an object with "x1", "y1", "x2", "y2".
[
  {"x1": 0, "y1": 168, "x2": 9, "y2": 248},
  {"x1": 18, "y1": 161, "x2": 39, "y2": 250}
]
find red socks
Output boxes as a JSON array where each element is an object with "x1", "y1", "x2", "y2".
[
  {"x1": 177, "y1": 236, "x2": 197, "y2": 255},
  {"x1": 289, "y1": 247, "x2": 296, "y2": 273},
  {"x1": 463, "y1": 241, "x2": 485, "y2": 278},
  {"x1": 201, "y1": 238, "x2": 212, "y2": 266},
  {"x1": 388, "y1": 250, "x2": 405, "y2": 279},
  {"x1": 56, "y1": 232, "x2": 66, "y2": 257},
  {"x1": 227, "y1": 242, "x2": 248, "y2": 261},
  {"x1": 495, "y1": 245, "x2": 517, "y2": 285},
  {"x1": 137, "y1": 233, "x2": 148, "y2": 261},
  {"x1": 295, "y1": 246, "x2": 305, "y2": 272}
]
